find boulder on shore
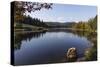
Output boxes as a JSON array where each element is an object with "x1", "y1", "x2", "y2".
[{"x1": 66, "y1": 47, "x2": 77, "y2": 61}]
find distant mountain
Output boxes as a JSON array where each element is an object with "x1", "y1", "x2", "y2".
[{"x1": 44, "y1": 22, "x2": 76, "y2": 28}]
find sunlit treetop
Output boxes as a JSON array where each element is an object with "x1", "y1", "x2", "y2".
[{"x1": 14, "y1": 1, "x2": 53, "y2": 13}]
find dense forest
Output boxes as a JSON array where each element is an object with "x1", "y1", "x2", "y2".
[{"x1": 15, "y1": 15, "x2": 48, "y2": 28}]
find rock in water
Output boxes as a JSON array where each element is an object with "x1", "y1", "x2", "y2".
[{"x1": 66, "y1": 47, "x2": 77, "y2": 62}]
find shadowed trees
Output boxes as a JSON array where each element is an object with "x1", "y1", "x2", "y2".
[
  {"x1": 14, "y1": 31, "x2": 46, "y2": 50},
  {"x1": 21, "y1": 15, "x2": 48, "y2": 27}
]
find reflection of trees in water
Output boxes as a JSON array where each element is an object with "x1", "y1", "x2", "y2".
[
  {"x1": 14, "y1": 31, "x2": 46, "y2": 50},
  {"x1": 47, "y1": 28, "x2": 74, "y2": 33},
  {"x1": 14, "y1": 35, "x2": 22, "y2": 50},
  {"x1": 65, "y1": 30, "x2": 91, "y2": 38}
]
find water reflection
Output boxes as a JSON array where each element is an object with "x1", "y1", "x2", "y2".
[
  {"x1": 14, "y1": 29, "x2": 97, "y2": 62},
  {"x1": 14, "y1": 31, "x2": 46, "y2": 50}
]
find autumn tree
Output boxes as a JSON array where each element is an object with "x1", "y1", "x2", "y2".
[
  {"x1": 13, "y1": 1, "x2": 53, "y2": 22},
  {"x1": 73, "y1": 15, "x2": 97, "y2": 32}
]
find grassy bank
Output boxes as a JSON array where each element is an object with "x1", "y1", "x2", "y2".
[{"x1": 14, "y1": 23, "x2": 48, "y2": 32}]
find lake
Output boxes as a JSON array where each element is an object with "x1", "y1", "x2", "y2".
[{"x1": 14, "y1": 29, "x2": 96, "y2": 65}]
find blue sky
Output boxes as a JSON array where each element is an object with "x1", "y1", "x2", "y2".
[{"x1": 27, "y1": 3, "x2": 97, "y2": 23}]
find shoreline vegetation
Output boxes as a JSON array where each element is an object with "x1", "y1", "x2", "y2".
[
  {"x1": 14, "y1": 15, "x2": 97, "y2": 33},
  {"x1": 14, "y1": 27, "x2": 97, "y2": 33},
  {"x1": 14, "y1": 28, "x2": 97, "y2": 34}
]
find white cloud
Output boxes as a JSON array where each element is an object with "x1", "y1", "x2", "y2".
[
  {"x1": 57, "y1": 16, "x2": 66, "y2": 22},
  {"x1": 57, "y1": 17, "x2": 75, "y2": 22}
]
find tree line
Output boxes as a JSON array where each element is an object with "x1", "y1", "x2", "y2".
[
  {"x1": 19, "y1": 15, "x2": 48, "y2": 27},
  {"x1": 73, "y1": 15, "x2": 97, "y2": 32}
]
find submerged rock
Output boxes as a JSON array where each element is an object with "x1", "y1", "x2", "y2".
[{"x1": 66, "y1": 47, "x2": 77, "y2": 61}]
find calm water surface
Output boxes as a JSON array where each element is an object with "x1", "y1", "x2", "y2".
[{"x1": 14, "y1": 29, "x2": 93, "y2": 65}]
